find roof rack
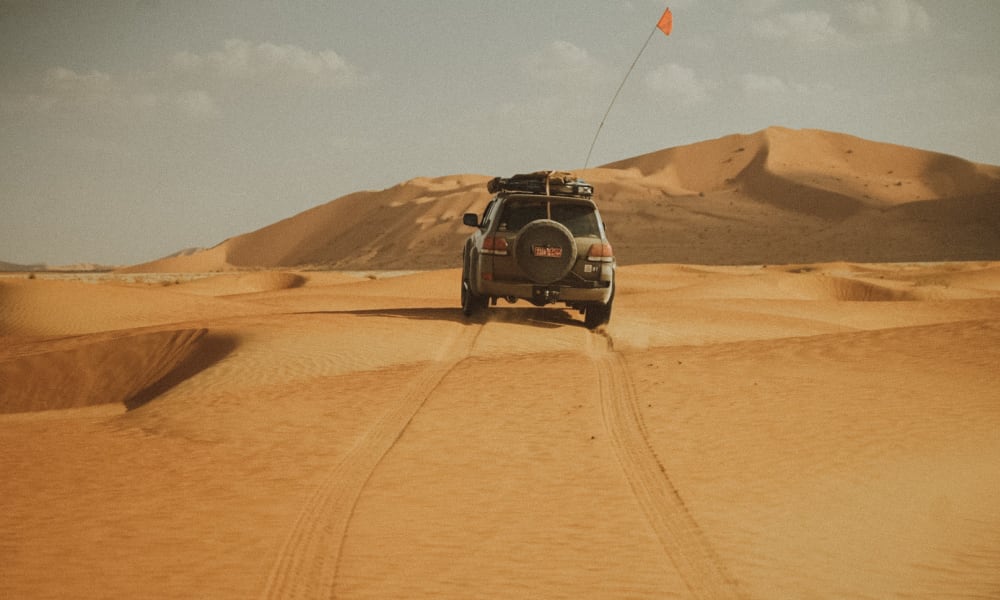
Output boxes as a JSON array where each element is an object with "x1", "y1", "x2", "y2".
[{"x1": 487, "y1": 170, "x2": 593, "y2": 198}]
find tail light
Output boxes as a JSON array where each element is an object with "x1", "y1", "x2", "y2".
[
  {"x1": 587, "y1": 242, "x2": 614, "y2": 262},
  {"x1": 482, "y1": 235, "x2": 509, "y2": 256}
]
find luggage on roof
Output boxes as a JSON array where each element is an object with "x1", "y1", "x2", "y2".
[{"x1": 487, "y1": 171, "x2": 593, "y2": 198}]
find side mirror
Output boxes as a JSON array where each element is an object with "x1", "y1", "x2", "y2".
[{"x1": 463, "y1": 213, "x2": 480, "y2": 227}]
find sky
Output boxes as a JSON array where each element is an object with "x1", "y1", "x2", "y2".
[{"x1": 2, "y1": 0, "x2": 999, "y2": 266}]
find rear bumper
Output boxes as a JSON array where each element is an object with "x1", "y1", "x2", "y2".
[{"x1": 477, "y1": 278, "x2": 613, "y2": 305}]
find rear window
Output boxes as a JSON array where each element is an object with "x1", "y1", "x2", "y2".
[
  {"x1": 497, "y1": 201, "x2": 547, "y2": 232},
  {"x1": 551, "y1": 203, "x2": 600, "y2": 236},
  {"x1": 497, "y1": 200, "x2": 600, "y2": 236}
]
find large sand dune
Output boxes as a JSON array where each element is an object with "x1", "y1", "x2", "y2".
[
  {"x1": 3, "y1": 128, "x2": 1000, "y2": 598},
  {"x1": 121, "y1": 127, "x2": 1000, "y2": 273},
  {"x1": 2, "y1": 262, "x2": 999, "y2": 599}
]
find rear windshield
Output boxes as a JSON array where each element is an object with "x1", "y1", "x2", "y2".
[{"x1": 497, "y1": 200, "x2": 600, "y2": 237}]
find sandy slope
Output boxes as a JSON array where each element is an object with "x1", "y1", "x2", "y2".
[
  {"x1": 119, "y1": 127, "x2": 1000, "y2": 274},
  {"x1": 2, "y1": 262, "x2": 999, "y2": 599}
]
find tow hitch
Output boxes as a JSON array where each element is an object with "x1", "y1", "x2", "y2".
[{"x1": 532, "y1": 286, "x2": 561, "y2": 305}]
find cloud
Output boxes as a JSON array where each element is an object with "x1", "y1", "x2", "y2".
[
  {"x1": 6, "y1": 67, "x2": 199, "y2": 119},
  {"x1": 847, "y1": 0, "x2": 930, "y2": 41},
  {"x1": 175, "y1": 89, "x2": 218, "y2": 119},
  {"x1": 740, "y1": 73, "x2": 790, "y2": 96},
  {"x1": 521, "y1": 41, "x2": 603, "y2": 86},
  {"x1": 644, "y1": 63, "x2": 714, "y2": 105},
  {"x1": 492, "y1": 41, "x2": 606, "y2": 128},
  {"x1": 744, "y1": 0, "x2": 783, "y2": 14},
  {"x1": 750, "y1": 1, "x2": 930, "y2": 46},
  {"x1": 2, "y1": 38, "x2": 366, "y2": 122},
  {"x1": 740, "y1": 73, "x2": 816, "y2": 97},
  {"x1": 752, "y1": 10, "x2": 844, "y2": 45},
  {"x1": 170, "y1": 39, "x2": 361, "y2": 87},
  {"x1": 43, "y1": 67, "x2": 113, "y2": 94},
  {"x1": 1, "y1": 66, "x2": 152, "y2": 115}
]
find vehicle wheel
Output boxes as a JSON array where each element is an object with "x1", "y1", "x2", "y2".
[
  {"x1": 514, "y1": 220, "x2": 577, "y2": 284},
  {"x1": 584, "y1": 282, "x2": 614, "y2": 329},
  {"x1": 461, "y1": 276, "x2": 487, "y2": 316},
  {"x1": 584, "y1": 300, "x2": 612, "y2": 329}
]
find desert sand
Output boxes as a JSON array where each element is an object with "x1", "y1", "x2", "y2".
[
  {"x1": 2, "y1": 263, "x2": 999, "y2": 599},
  {"x1": 3, "y1": 128, "x2": 1000, "y2": 598}
]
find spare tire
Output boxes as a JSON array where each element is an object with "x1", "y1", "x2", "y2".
[{"x1": 514, "y1": 219, "x2": 577, "y2": 284}]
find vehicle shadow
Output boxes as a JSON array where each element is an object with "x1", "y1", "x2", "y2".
[{"x1": 306, "y1": 306, "x2": 586, "y2": 329}]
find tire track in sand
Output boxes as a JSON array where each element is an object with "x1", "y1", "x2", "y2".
[
  {"x1": 589, "y1": 331, "x2": 745, "y2": 600},
  {"x1": 259, "y1": 323, "x2": 482, "y2": 600}
]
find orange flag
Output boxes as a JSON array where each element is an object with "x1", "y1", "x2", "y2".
[{"x1": 657, "y1": 7, "x2": 673, "y2": 36}]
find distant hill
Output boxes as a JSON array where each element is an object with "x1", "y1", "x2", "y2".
[
  {"x1": 122, "y1": 126, "x2": 1000, "y2": 273},
  {"x1": 0, "y1": 261, "x2": 118, "y2": 273},
  {"x1": 0, "y1": 261, "x2": 46, "y2": 272}
]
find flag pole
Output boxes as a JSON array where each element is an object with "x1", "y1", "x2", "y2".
[{"x1": 583, "y1": 7, "x2": 672, "y2": 170}]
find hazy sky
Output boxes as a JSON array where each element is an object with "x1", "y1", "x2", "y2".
[{"x1": 2, "y1": 1, "x2": 999, "y2": 266}]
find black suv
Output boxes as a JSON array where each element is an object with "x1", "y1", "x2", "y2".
[{"x1": 461, "y1": 171, "x2": 615, "y2": 329}]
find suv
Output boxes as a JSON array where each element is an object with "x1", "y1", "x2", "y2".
[{"x1": 461, "y1": 171, "x2": 615, "y2": 329}]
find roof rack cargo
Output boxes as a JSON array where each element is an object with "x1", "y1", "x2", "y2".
[{"x1": 487, "y1": 170, "x2": 594, "y2": 198}]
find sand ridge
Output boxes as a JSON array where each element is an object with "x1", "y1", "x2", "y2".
[
  {"x1": 113, "y1": 127, "x2": 1000, "y2": 274},
  {"x1": 0, "y1": 327, "x2": 209, "y2": 414}
]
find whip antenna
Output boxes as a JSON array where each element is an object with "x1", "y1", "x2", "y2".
[{"x1": 583, "y1": 6, "x2": 673, "y2": 169}]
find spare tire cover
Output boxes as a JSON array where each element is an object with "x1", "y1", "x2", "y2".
[{"x1": 514, "y1": 219, "x2": 578, "y2": 284}]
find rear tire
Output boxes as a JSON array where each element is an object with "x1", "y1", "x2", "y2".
[
  {"x1": 461, "y1": 275, "x2": 487, "y2": 317},
  {"x1": 584, "y1": 301, "x2": 612, "y2": 329},
  {"x1": 583, "y1": 282, "x2": 614, "y2": 329}
]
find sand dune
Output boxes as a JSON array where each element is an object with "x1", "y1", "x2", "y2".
[
  {"x1": 0, "y1": 277, "x2": 274, "y2": 337},
  {"x1": 121, "y1": 127, "x2": 999, "y2": 274},
  {"x1": 170, "y1": 271, "x2": 307, "y2": 296},
  {"x1": 2, "y1": 262, "x2": 999, "y2": 599},
  {"x1": 0, "y1": 328, "x2": 208, "y2": 413}
]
